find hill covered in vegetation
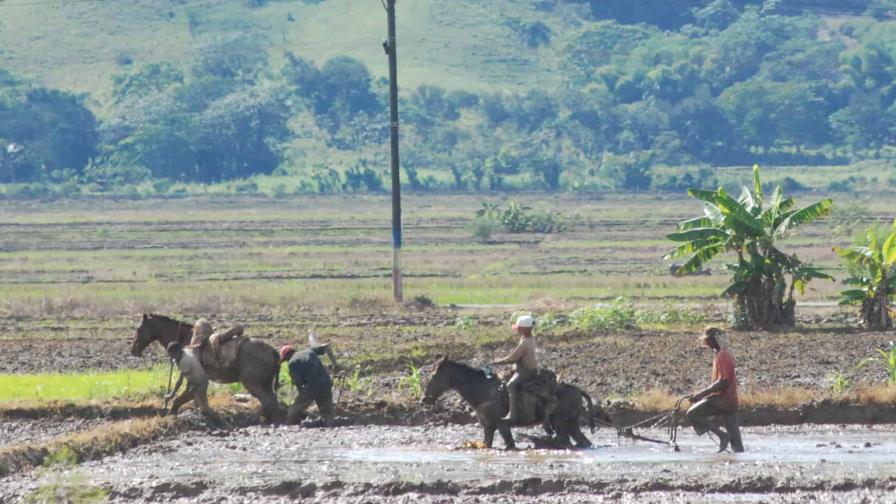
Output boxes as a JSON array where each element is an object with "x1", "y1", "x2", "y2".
[{"x1": 1, "y1": 0, "x2": 895, "y2": 196}]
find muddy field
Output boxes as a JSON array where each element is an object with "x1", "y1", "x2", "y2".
[
  {"x1": 2, "y1": 317, "x2": 893, "y2": 403},
  {"x1": 3, "y1": 423, "x2": 895, "y2": 503},
  {"x1": 2, "y1": 195, "x2": 896, "y2": 502}
]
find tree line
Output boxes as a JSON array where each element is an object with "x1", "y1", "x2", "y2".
[{"x1": 2, "y1": 2, "x2": 896, "y2": 194}]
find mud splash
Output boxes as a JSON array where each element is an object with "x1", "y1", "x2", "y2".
[{"x1": 3, "y1": 424, "x2": 895, "y2": 502}]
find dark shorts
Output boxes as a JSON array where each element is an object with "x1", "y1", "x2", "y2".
[{"x1": 287, "y1": 383, "x2": 334, "y2": 424}]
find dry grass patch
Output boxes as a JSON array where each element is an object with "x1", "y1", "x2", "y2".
[
  {"x1": 852, "y1": 386, "x2": 896, "y2": 405},
  {"x1": 630, "y1": 385, "x2": 896, "y2": 413}
]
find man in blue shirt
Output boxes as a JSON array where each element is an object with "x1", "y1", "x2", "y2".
[{"x1": 280, "y1": 343, "x2": 339, "y2": 426}]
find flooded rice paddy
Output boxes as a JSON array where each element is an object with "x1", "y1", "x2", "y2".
[{"x1": 3, "y1": 423, "x2": 895, "y2": 502}]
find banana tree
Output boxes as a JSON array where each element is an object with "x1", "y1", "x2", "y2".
[
  {"x1": 664, "y1": 166, "x2": 833, "y2": 329},
  {"x1": 834, "y1": 221, "x2": 896, "y2": 330}
]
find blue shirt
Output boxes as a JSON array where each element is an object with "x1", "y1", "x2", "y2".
[{"x1": 287, "y1": 347, "x2": 332, "y2": 388}]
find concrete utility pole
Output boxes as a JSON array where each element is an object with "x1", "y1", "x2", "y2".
[{"x1": 383, "y1": 0, "x2": 403, "y2": 303}]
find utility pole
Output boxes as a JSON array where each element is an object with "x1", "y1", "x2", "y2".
[{"x1": 383, "y1": 0, "x2": 403, "y2": 303}]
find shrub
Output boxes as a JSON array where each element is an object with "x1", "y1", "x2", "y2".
[
  {"x1": 469, "y1": 218, "x2": 497, "y2": 242},
  {"x1": 475, "y1": 200, "x2": 567, "y2": 234},
  {"x1": 637, "y1": 305, "x2": 708, "y2": 325},
  {"x1": 569, "y1": 298, "x2": 638, "y2": 332}
]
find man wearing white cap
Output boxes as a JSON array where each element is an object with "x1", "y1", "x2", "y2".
[{"x1": 491, "y1": 314, "x2": 540, "y2": 423}]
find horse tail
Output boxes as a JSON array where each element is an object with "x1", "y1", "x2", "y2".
[
  {"x1": 581, "y1": 388, "x2": 596, "y2": 434},
  {"x1": 273, "y1": 348, "x2": 282, "y2": 393}
]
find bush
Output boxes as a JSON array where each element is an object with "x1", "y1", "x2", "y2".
[
  {"x1": 778, "y1": 176, "x2": 807, "y2": 193},
  {"x1": 469, "y1": 218, "x2": 497, "y2": 242},
  {"x1": 827, "y1": 176, "x2": 862, "y2": 193},
  {"x1": 637, "y1": 305, "x2": 708, "y2": 325},
  {"x1": 475, "y1": 200, "x2": 567, "y2": 234},
  {"x1": 569, "y1": 298, "x2": 638, "y2": 332},
  {"x1": 228, "y1": 179, "x2": 258, "y2": 194}
]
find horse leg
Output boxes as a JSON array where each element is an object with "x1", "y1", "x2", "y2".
[
  {"x1": 497, "y1": 420, "x2": 515, "y2": 449},
  {"x1": 483, "y1": 424, "x2": 496, "y2": 448},
  {"x1": 543, "y1": 413, "x2": 555, "y2": 437},
  {"x1": 552, "y1": 419, "x2": 572, "y2": 448},
  {"x1": 571, "y1": 420, "x2": 592, "y2": 448},
  {"x1": 244, "y1": 381, "x2": 278, "y2": 425}
]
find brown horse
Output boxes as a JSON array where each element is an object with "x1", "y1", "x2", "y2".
[
  {"x1": 421, "y1": 357, "x2": 604, "y2": 449},
  {"x1": 131, "y1": 314, "x2": 280, "y2": 423}
]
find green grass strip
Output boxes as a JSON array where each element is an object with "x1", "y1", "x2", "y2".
[{"x1": 0, "y1": 367, "x2": 171, "y2": 402}]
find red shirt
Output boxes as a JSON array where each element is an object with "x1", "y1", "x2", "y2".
[{"x1": 709, "y1": 348, "x2": 738, "y2": 410}]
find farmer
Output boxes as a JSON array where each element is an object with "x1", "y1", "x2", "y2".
[
  {"x1": 164, "y1": 341, "x2": 224, "y2": 426},
  {"x1": 280, "y1": 341, "x2": 339, "y2": 426},
  {"x1": 686, "y1": 326, "x2": 744, "y2": 452},
  {"x1": 190, "y1": 318, "x2": 244, "y2": 348},
  {"x1": 491, "y1": 315, "x2": 554, "y2": 423}
]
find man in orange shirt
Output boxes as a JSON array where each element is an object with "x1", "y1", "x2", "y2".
[{"x1": 686, "y1": 326, "x2": 744, "y2": 452}]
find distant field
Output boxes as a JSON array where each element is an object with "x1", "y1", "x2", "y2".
[{"x1": 0, "y1": 192, "x2": 873, "y2": 324}]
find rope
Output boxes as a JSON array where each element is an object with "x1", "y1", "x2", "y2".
[
  {"x1": 597, "y1": 396, "x2": 689, "y2": 450},
  {"x1": 163, "y1": 357, "x2": 175, "y2": 411}
]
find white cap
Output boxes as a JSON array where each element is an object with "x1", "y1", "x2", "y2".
[{"x1": 513, "y1": 315, "x2": 535, "y2": 328}]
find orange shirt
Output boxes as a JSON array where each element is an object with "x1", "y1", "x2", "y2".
[{"x1": 709, "y1": 348, "x2": 738, "y2": 410}]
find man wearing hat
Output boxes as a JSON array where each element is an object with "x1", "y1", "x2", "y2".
[
  {"x1": 491, "y1": 314, "x2": 546, "y2": 424},
  {"x1": 164, "y1": 341, "x2": 224, "y2": 426},
  {"x1": 190, "y1": 318, "x2": 244, "y2": 349},
  {"x1": 279, "y1": 339, "x2": 340, "y2": 427},
  {"x1": 686, "y1": 326, "x2": 744, "y2": 452}
]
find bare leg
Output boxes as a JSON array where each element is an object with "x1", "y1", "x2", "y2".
[
  {"x1": 687, "y1": 398, "x2": 731, "y2": 451},
  {"x1": 724, "y1": 412, "x2": 744, "y2": 453},
  {"x1": 313, "y1": 385, "x2": 335, "y2": 427},
  {"x1": 193, "y1": 387, "x2": 225, "y2": 427},
  {"x1": 170, "y1": 389, "x2": 194, "y2": 415}
]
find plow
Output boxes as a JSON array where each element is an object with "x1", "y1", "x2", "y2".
[{"x1": 596, "y1": 396, "x2": 689, "y2": 452}]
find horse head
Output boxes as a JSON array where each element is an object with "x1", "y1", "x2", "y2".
[
  {"x1": 131, "y1": 314, "x2": 156, "y2": 357},
  {"x1": 131, "y1": 313, "x2": 188, "y2": 357},
  {"x1": 420, "y1": 356, "x2": 450, "y2": 406}
]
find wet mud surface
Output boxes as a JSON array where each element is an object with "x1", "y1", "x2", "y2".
[
  {"x1": 0, "y1": 418, "x2": 106, "y2": 450},
  {"x1": 3, "y1": 424, "x2": 895, "y2": 502}
]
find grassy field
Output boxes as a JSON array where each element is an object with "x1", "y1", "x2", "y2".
[
  {"x1": 0, "y1": 191, "x2": 874, "y2": 318},
  {"x1": 0, "y1": 367, "x2": 170, "y2": 402}
]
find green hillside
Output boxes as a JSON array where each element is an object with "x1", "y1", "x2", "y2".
[
  {"x1": 2, "y1": 0, "x2": 896, "y2": 197},
  {"x1": 0, "y1": 0, "x2": 565, "y2": 104}
]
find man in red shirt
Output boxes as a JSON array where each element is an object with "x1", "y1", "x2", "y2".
[{"x1": 686, "y1": 327, "x2": 744, "y2": 452}]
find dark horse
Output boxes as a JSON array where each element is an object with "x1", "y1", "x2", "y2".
[
  {"x1": 131, "y1": 314, "x2": 280, "y2": 423},
  {"x1": 421, "y1": 357, "x2": 601, "y2": 449}
]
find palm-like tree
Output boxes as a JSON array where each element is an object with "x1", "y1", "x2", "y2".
[
  {"x1": 664, "y1": 166, "x2": 833, "y2": 329},
  {"x1": 835, "y1": 221, "x2": 896, "y2": 330}
]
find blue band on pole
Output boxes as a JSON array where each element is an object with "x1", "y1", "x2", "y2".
[{"x1": 392, "y1": 228, "x2": 402, "y2": 249}]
